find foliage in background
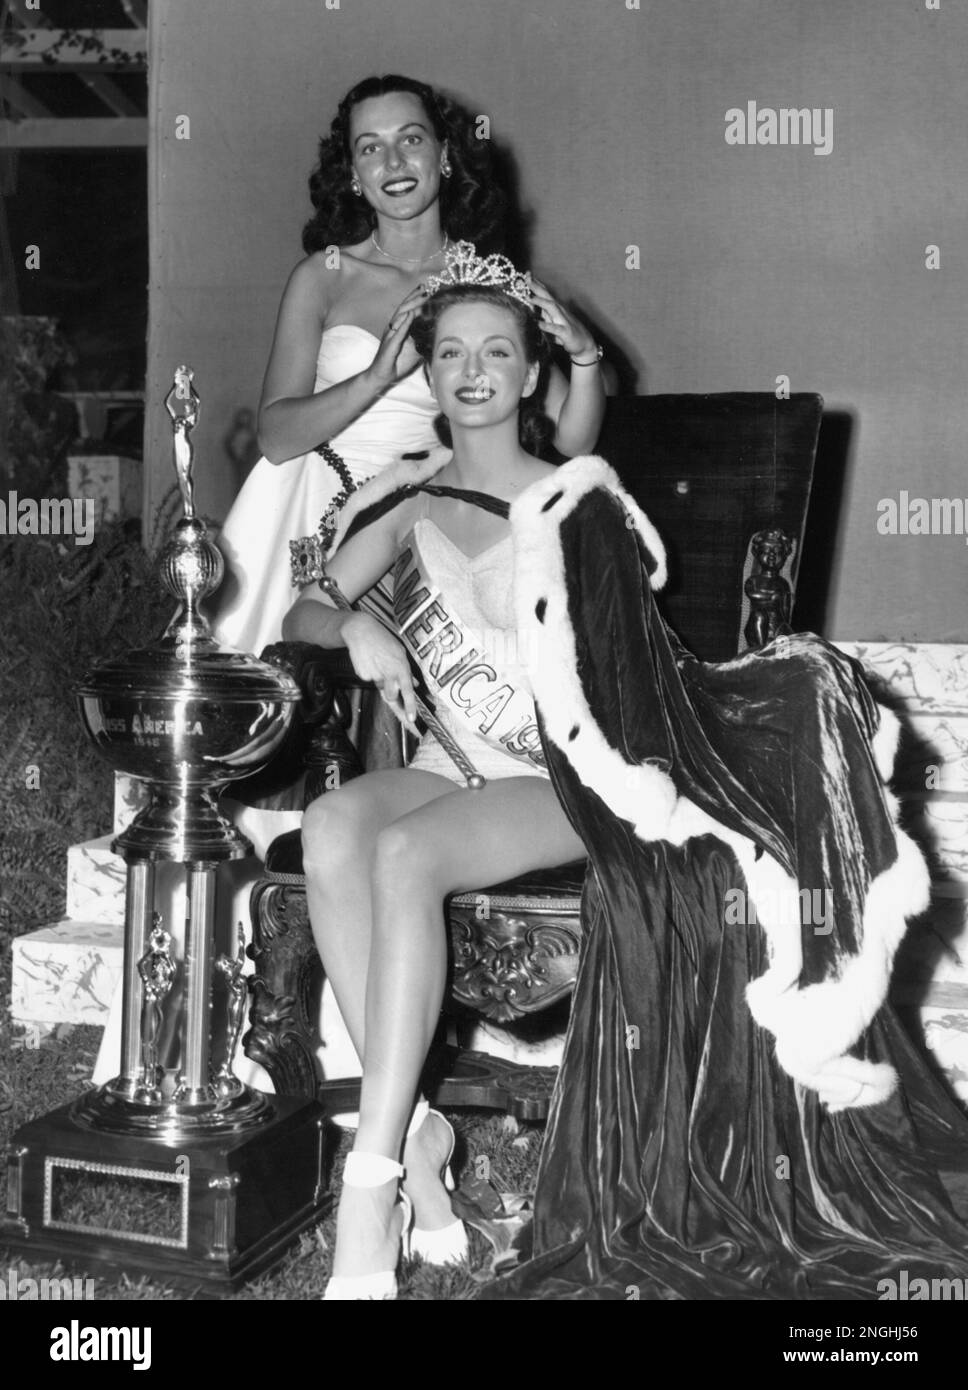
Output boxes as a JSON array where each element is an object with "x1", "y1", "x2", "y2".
[
  {"x1": 0, "y1": 315, "x2": 77, "y2": 494},
  {"x1": 0, "y1": 21, "x2": 146, "y2": 68},
  {"x1": 0, "y1": 520, "x2": 171, "y2": 968}
]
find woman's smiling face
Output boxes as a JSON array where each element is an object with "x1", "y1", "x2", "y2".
[
  {"x1": 348, "y1": 91, "x2": 444, "y2": 220},
  {"x1": 429, "y1": 299, "x2": 540, "y2": 426}
]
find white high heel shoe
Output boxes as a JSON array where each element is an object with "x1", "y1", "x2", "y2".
[
  {"x1": 322, "y1": 1152, "x2": 413, "y2": 1301},
  {"x1": 406, "y1": 1103, "x2": 470, "y2": 1266}
]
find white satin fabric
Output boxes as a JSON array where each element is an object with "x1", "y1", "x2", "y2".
[{"x1": 212, "y1": 326, "x2": 438, "y2": 657}]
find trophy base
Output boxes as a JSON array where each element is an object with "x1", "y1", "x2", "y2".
[
  {"x1": 2, "y1": 1091, "x2": 332, "y2": 1292},
  {"x1": 74, "y1": 1081, "x2": 272, "y2": 1137}
]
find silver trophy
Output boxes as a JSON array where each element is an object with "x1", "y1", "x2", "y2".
[
  {"x1": 3, "y1": 369, "x2": 328, "y2": 1290},
  {"x1": 73, "y1": 365, "x2": 300, "y2": 1129}
]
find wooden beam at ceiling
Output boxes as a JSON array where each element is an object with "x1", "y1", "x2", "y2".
[
  {"x1": 0, "y1": 75, "x2": 52, "y2": 119},
  {"x1": 1, "y1": 31, "x2": 147, "y2": 72},
  {"x1": 79, "y1": 73, "x2": 142, "y2": 117},
  {"x1": 0, "y1": 117, "x2": 147, "y2": 148}
]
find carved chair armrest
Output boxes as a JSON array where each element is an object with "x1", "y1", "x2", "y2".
[
  {"x1": 257, "y1": 641, "x2": 376, "y2": 803},
  {"x1": 260, "y1": 641, "x2": 373, "y2": 722}
]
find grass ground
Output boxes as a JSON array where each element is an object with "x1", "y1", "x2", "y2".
[
  {"x1": 0, "y1": 525, "x2": 169, "y2": 980},
  {"x1": 0, "y1": 1020, "x2": 544, "y2": 1299}
]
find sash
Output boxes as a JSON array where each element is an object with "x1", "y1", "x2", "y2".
[{"x1": 393, "y1": 531, "x2": 546, "y2": 771}]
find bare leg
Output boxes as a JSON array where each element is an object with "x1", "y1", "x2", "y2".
[
  {"x1": 333, "y1": 775, "x2": 584, "y2": 1278},
  {"x1": 302, "y1": 767, "x2": 453, "y2": 1053},
  {"x1": 303, "y1": 769, "x2": 460, "y2": 1246}
]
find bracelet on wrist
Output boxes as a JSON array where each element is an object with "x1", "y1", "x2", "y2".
[{"x1": 570, "y1": 343, "x2": 604, "y2": 367}]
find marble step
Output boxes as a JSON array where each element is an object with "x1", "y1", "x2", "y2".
[
  {"x1": 834, "y1": 642, "x2": 968, "y2": 884},
  {"x1": 920, "y1": 1003, "x2": 968, "y2": 1102},
  {"x1": 10, "y1": 919, "x2": 124, "y2": 1029},
  {"x1": 65, "y1": 834, "x2": 127, "y2": 927},
  {"x1": 834, "y1": 642, "x2": 968, "y2": 719},
  {"x1": 888, "y1": 887, "x2": 968, "y2": 1100},
  {"x1": 894, "y1": 886, "x2": 968, "y2": 987},
  {"x1": 895, "y1": 713, "x2": 968, "y2": 794},
  {"x1": 67, "y1": 453, "x2": 142, "y2": 525},
  {"x1": 893, "y1": 993, "x2": 968, "y2": 1104},
  {"x1": 903, "y1": 796, "x2": 968, "y2": 883},
  {"x1": 9, "y1": 915, "x2": 967, "y2": 1103},
  {"x1": 114, "y1": 772, "x2": 148, "y2": 834}
]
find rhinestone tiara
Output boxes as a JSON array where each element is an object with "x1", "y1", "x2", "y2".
[{"x1": 422, "y1": 240, "x2": 534, "y2": 308}]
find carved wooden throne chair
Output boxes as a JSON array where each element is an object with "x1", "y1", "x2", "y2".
[{"x1": 242, "y1": 392, "x2": 824, "y2": 1118}]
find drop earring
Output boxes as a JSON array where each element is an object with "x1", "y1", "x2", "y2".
[
  {"x1": 350, "y1": 174, "x2": 362, "y2": 196},
  {"x1": 440, "y1": 152, "x2": 452, "y2": 179}
]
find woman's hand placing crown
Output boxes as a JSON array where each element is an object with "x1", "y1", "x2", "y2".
[
  {"x1": 530, "y1": 279, "x2": 598, "y2": 362},
  {"x1": 367, "y1": 285, "x2": 431, "y2": 391}
]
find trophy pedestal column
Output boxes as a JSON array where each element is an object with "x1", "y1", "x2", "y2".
[{"x1": 3, "y1": 1093, "x2": 330, "y2": 1292}]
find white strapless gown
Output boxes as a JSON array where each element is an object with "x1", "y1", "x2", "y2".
[
  {"x1": 404, "y1": 516, "x2": 549, "y2": 785},
  {"x1": 92, "y1": 329, "x2": 440, "y2": 1091},
  {"x1": 212, "y1": 326, "x2": 439, "y2": 657}
]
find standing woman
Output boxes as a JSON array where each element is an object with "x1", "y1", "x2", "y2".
[
  {"x1": 213, "y1": 73, "x2": 606, "y2": 658},
  {"x1": 91, "y1": 78, "x2": 606, "y2": 1095}
]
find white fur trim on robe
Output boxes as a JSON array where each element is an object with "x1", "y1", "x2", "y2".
[
  {"x1": 511, "y1": 455, "x2": 930, "y2": 1112},
  {"x1": 512, "y1": 456, "x2": 677, "y2": 842}
]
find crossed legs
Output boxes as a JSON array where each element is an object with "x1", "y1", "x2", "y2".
[{"x1": 302, "y1": 767, "x2": 585, "y2": 1279}]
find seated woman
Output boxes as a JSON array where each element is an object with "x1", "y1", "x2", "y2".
[
  {"x1": 283, "y1": 252, "x2": 587, "y2": 1297},
  {"x1": 285, "y1": 248, "x2": 968, "y2": 1301}
]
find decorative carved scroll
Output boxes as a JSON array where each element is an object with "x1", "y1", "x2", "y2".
[
  {"x1": 450, "y1": 908, "x2": 583, "y2": 1023},
  {"x1": 243, "y1": 882, "x2": 319, "y2": 1098}
]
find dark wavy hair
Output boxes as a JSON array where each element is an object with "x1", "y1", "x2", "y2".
[
  {"x1": 302, "y1": 75, "x2": 507, "y2": 256},
  {"x1": 410, "y1": 284, "x2": 554, "y2": 456}
]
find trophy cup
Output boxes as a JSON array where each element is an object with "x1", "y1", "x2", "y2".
[{"x1": 2, "y1": 368, "x2": 329, "y2": 1290}]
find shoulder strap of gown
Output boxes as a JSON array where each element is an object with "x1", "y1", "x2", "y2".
[
  {"x1": 419, "y1": 483, "x2": 510, "y2": 519},
  {"x1": 342, "y1": 482, "x2": 509, "y2": 543}
]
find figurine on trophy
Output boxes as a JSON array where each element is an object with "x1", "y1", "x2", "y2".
[
  {"x1": 134, "y1": 914, "x2": 176, "y2": 1106},
  {"x1": 166, "y1": 364, "x2": 200, "y2": 520},
  {"x1": 214, "y1": 922, "x2": 249, "y2": 1099}
]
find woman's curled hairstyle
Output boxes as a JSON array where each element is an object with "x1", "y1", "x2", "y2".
[
  {"x1": 410, "y1": 285, "x2": 554, "y2": 457},
  {"x1": 303, "y1": 75, "x2": 507, "y2": 256}
]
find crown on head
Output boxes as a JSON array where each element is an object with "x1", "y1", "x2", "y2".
[{"x1": 423, "y1": 240, "x2": 534, "y2": 308}]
